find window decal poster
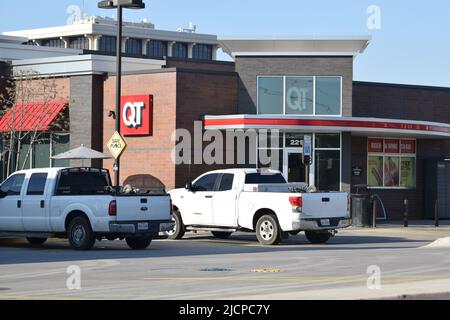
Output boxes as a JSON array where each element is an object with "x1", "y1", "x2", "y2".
[
  {"x1": 384, "y1": 156, "x2": 399, "y2": 187},
  {"x1": 400, "y1": 157, "x2": 415, "y2": 188},
  {"x1": 368, "y1": 156, "x2": 383, "y2": 186}
]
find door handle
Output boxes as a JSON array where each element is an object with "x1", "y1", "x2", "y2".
[
  {"x1": 40, "y1": 200, "x2": 45, "y2": 208},
  {"x1": 17, "y1": 200, "x2": 21, "y2": 208},
  {"x1": 205, "y1": 195, "x2": 213, "y2": 199}
]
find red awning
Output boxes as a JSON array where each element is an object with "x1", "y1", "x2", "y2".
[{"x1": 0, "y1": 100, "x2": 68, "y2": 133}]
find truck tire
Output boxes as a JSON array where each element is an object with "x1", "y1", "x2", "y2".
[
  {"x1": 255, "y1": 214, "x2": 281, "y2": 245},
  {"x1": 26, "y1": 237, "x2": 47, "y2": 245},
  {"x1": 126, "y1": 236, "x2": 152, "y2": 250},
  {"x1": 167, "y1": 210, "x2": 185, "y2": 240},
  {"x1": 305, "y1": 231, "x2": 332, "y2": 244},
  {"x1": 211, "y1": 231, "x2": 232, "y2": 239},
  {"x1": 68, "y1": 216, "x2": 96, "y2": 250}
]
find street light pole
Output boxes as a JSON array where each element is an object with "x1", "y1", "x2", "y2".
[
  {"x1": 114, "y1": 5, "x2": 123, "y2": 187},
  {"x1": 98, "y1": 0, "x2": 145, "y2": 187}
]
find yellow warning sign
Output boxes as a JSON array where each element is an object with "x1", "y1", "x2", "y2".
[{"x1": 107, "y1": 131, "x2": 127, "y2": 159}]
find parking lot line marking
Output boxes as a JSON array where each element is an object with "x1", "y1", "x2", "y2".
[
  {"x1": 143, "y1": 274, "x2": 450, "y2": 283},
  {"x1": 0, "y1": 295, "x2": 85, "y2": 300}
]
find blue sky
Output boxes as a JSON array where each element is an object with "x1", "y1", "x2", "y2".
[{"x1": 1, "y1": 0, "x2": 450, "y2": 87}]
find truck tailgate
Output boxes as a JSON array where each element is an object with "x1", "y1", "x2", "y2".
[
  {"x1": 115, "y1": 195, "x2": 171, "y2": 222},
  {"x1": 301, "y1": 192, "x2": 348, "y2": 218}
]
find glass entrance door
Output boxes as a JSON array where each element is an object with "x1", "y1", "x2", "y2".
[{"x1": 284, "y1": 151, "x2": 306, "y2": 183}]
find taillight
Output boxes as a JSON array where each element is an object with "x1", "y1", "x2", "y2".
[
  {"x1": 108, "y1": 200, "x2": 117, "y2": 216},
  {"x1": 169, "y1": 198, "x2": 173, "y2": 216},
  {"x1": 289, "y1": 196, "x2": 303, "y2": 207}
]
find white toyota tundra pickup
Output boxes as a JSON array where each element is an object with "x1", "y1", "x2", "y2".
[
  {"x1": 0, "y1": 167, "x2": 172, "y2": 250},
  {"x1": 168, "y1": 169, "x2": 351, "y2": 245}
]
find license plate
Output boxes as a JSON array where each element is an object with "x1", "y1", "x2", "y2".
[
  {"x1": 138, "y1": 222, "x2": 149, "y2": 230},
  {"x1": 320, "y1": 219, "x2": 330, "y2": 226}
]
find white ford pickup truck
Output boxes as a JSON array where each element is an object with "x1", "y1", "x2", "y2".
[
  {"x1": 0, "y1": 167, "x2": 172, "y2": 250},
  {"x1": 168, "y1": 169, "x2": 351, "y2": 245}
]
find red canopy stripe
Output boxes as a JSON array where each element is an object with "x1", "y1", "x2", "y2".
[{"x1": 0, "y1": 100, "x2": 68, "y2": 133}]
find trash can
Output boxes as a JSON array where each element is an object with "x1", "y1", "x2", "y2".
[{"x1": 351, "y1": 184, "x2": 371, "y2": 227}]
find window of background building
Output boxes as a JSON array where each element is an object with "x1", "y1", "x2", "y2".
[
  {"x1": 258, "y1": 76, "x2": 342, "y2": 116},
  {"x1": 146, "y1": 40, "x2": 167, "y2": 57},
  {"x1": 68, "y1": 36, "x2": 89, "y2": 50},
  {"x1": 367, "y1": 138, "x2": 416, "y2": 189},
  {"x1": 172, "y1": 42, "x2": 188, "y2": 59},
  {"x1": 192, "y1": 44, "x2": 212, "y2": 60},
  {"x1": 314, "y1": 133, "x2": 341, "y2": 191},
  {"x1": 41, "y1": 38, "x2": 65, "y2": 48},
  {"x1": 125, "y1": 38, "x2": 142, "y2": 55},
  {"x1": 285, "y1": 77, "x2": 313, "y2": 115},
  {"x1": 14, "y1": 133, "x2": 70, "y2": 171},
  {"x1": 258, "y1": 77, "x2": 283, "y2": 114},
  {"x1": 99, "y1": 36, "x2": 116, "y2": 53}
]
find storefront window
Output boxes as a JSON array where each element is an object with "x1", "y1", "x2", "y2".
[
  {"x1": 384, "y1": 156, "x2": 399, "y2": 187},
  {"x1": 258, "y1": 77, "x2": 283, "y2": 114},
  {"x1": 285, "y1": 77, "x2": 313, "y2": 114},
  {"x1": 367, "y1": 155, "x2": 383, "y2": 187},
  {"x1": 258, "y1": 76, "x2": 342, "y2": 115},
  {"x1": 400, "y1": 157, "x2": 416, "y2": 188},
  {"x1": 285, "y1": 132, "x2": 305, "y2": 148},
  {"x1": 315, "y1": 149, "x2": 340, "y2": 191},
  {"x1": 367, "y1": 138, "x2": 416, "y2": 189},
  {"x1": 315, "y1": 77, "x2": 341, "y2": 115},
  {"x1": 315, "y1": 133, "x2": 340, "y2": 148}
]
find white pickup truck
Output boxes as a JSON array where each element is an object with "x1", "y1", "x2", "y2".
[
  {"x1": 168, "y1": 169, "x2": 351, "y2": 245},
  {"x1": 0, "y1": 167, "x2": 172, "y2": 250}
]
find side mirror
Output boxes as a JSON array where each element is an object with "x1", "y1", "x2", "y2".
[
  {"x1": 0, "y1": 190, "x2": 7, "y2": 199},
  {"x1": 185, "y1": 182, "x2": 193, "y2": 192}
]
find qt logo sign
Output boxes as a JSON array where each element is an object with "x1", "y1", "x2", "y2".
[{"x1": 120, "y1": 95, "x2": 153, "y2": 136}]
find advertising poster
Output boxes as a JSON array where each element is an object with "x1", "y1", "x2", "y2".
[
  {"x1": 384, "y1": 156, "x2": 399, "y2": 187},
  {"x1": 368, "y1": 156, "x2": 383, "y2": 186},
  {"x1": 400, "y1": 157, "x2": 416, "y2": 188}
]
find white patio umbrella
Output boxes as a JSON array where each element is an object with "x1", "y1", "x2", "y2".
[{"x1": 51, "y1": 144, "x2": 111, "y2": 166}]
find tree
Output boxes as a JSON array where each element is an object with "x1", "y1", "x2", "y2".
[{"x1": 0, "y1": 69, "x2": 69, "y2": 177}]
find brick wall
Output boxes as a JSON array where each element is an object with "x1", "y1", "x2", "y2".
[
  {"x1": 103, "y1": 71, "x2": 178, "y2": 190},
  {"x1": 175, "y1": 70, "x2": 238, "y2": 187}
]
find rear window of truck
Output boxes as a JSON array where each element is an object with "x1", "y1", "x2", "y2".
[
  {"x1": 245, "y1": 173, "x2": 287, "y2": 184},
  {"x1": 56, "y1": 169, "x2": 111, "y2": 195}
]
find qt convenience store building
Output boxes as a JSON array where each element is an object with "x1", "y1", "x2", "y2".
[{"x1": 1, "y1": 35, "x2": 450, "y2": 221}]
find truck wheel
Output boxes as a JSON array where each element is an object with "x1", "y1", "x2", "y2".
[
  {"x1": 167, "y1": 210, "x2": 185, "y2": 240},
  {"x1": 68, "y1": 216, "x2": 96, "y2": 250},
  {"x1": 305, "y1": 231, "x2": 332, "y2": 244},
  {"x1": 26, "y1": 237, "x2": 47, "y2": 245},
  {"x1": 211, "y1": 231, "x2": 232, "y2": 239},
  {"x1": 256, "y1": 215, "x2": 281, "y2": 245},
  {"x1": 126, "y1": 236, "x2": 152, "y2": 250}
]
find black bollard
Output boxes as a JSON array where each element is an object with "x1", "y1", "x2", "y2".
[
  {"x1": 435, "y1": 199, "x2": 439, "y2": 227},
  {"x1": 403, "y1": 199, "x2": 409, "y2": 228},
  {"x1": 372, "y1": 196, "x2": 377, "y2": 228}
]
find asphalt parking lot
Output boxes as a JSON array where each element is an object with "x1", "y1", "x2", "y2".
[{"x1": 0, "y1": 226, "x2": 450, "y2": 300}]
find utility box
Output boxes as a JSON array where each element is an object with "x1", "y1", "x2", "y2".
[{"x1": 424, "y1": 159, "x2": 450, "y2": 219}]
